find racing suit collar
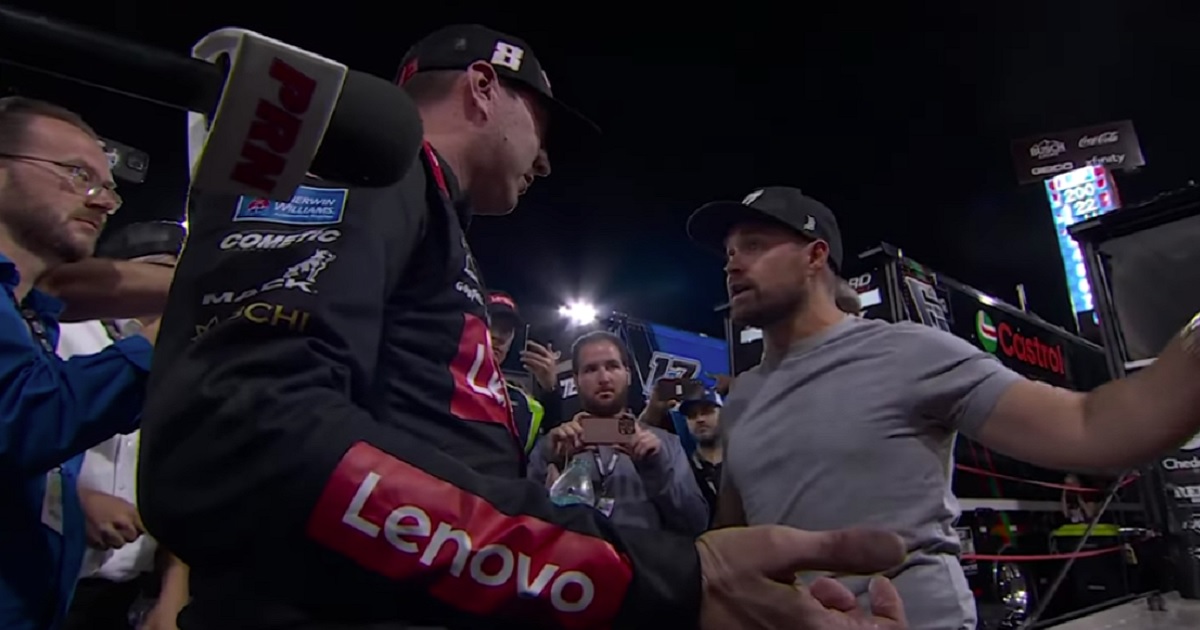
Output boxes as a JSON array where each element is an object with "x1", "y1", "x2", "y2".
[{"x1": 424, "y1": 145, "x2": 472, "y2": 230}]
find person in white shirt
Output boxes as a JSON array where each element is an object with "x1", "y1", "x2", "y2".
[{"x1": 58, "y1": 222, "x2": 188, "y2": 630}]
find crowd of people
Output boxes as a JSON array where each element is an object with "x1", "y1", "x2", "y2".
[{"x1": 2, "y1": 20, "x2": 1199, "y2": 630}]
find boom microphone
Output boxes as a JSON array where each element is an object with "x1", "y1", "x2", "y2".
[{"x1": 0, "y1": 6, "x2": 423, "y2": 199}]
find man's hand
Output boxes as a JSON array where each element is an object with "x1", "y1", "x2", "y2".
[
  {"x1": 79, "y1": 488, "x2": 144, "y2": 550},
  {"x1": 520, "y1": 341, "x2": 560, "y2": 391},
  {"x1": 137, "y1": 316, "x2": 162, "y2": 346},
  {"x1": 618, "y1": 424, "x2": 662, "y2": 462},
  {"x1": 139, "y1": 606, "x2": 180, "y2": 630},
  {"x1": 697, "y1": 526, "x2": 908, "y2": 629},
  {"x1": 548, "y1": 414, "x2": 587, "y2": 460}
]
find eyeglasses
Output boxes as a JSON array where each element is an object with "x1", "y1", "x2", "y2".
[{"x1": 0, "y1": 152, "x2": 123, "y2": 212}]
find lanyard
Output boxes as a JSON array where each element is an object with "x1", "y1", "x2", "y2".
[
  {"x1": 593, "y1": 449, "x2": 620, "y2": 496},
  {"x1": 9, "y1": 290, "x2": 54, "y2": 354},
  {"x1": 691, "y1": 453, "x2": 719, "y2": 497}
]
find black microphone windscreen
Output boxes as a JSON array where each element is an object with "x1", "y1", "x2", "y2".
[{"x1": 309, "y1": 70, "x2": 424, "y2": 187}]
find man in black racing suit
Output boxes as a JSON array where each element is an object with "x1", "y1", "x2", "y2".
[{"x1": 138, "y1": 24, "x2": 909, "y2": 630}]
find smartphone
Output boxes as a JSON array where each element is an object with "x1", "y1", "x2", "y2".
[
  {"x1": 521, "y1": 324, "x2": 532, "y2": 351},
  {"x1": 655, "y1": 378, "x2": 683, "y2": 401},
  {"x1": 579, "y1": 415, "x2": 636, "y2": 446}
]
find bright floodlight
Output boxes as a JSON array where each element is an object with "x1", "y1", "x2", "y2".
[{"x1": 559, "y1": 301, "x2": 597, "y2": 326}]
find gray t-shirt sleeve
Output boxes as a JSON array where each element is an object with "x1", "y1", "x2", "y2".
[{"x1": 901, "y1": 323, "x2": 1023, "y2": 438}]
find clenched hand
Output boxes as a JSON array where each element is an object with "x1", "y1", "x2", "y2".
[{"x1": 79, "y1": 487, "x2": 144, "y2": 550}]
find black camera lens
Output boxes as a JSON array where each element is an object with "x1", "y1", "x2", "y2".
[{"x1": 125, "y1": 153, "x2": 148, "y2": 172}]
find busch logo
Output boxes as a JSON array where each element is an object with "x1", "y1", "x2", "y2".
[
  {"x1": 1029, "y1": 139, "x2": 1067, "y2": 160},
  {"x1": 220, "y1": 228, "x2": 340, "y2": 250}
]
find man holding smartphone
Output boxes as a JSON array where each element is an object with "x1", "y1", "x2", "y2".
[
  {"x1": 487, "y1": 291, "x2": 565, "y2": 454},
  {"x1": 528, "y1": 331, "x2": 710, "y2": 536}
]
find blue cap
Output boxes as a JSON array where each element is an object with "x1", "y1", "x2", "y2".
[{"x1": 679, "y1": 389, "x2": 723, "y2": 415}]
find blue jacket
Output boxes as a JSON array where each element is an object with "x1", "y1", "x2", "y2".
[{"x1": 0, "y1": 254, "x2": 152, "y2": 630}]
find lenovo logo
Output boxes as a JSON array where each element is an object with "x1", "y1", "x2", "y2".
[
  {"x1": 308, "y1": 443, "x2": 630, "y2": 629},
  {"x1": 342, "y1": 474, "x2": 594, "y2": 613}
]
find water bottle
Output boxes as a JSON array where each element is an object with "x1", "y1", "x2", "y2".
[
  {"x1": 549, "y1": 454, "x2": 597, "y2": 507},
  {"x1": 127, "y1": 594, "x2": 156, "y2": 629}
]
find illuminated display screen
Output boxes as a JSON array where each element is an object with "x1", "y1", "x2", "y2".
[{"x1": 1045, "y1": 165, "x2": 1120, "y2": 313}]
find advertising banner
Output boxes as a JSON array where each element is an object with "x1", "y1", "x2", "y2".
[{"x1": 1010, "y1": 119, "x2": 1145, "y2": 185}]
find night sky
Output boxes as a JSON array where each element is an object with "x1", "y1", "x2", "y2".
[{"x1": 5, "y1": 0, "x2": 1199, "y2": 340}]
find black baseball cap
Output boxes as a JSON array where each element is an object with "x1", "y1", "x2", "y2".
[
  {"x1": 686, "y1": 186, "x2": 844, "y2": 272},
  {"x1": 96, "y1": 221, "x2": 185, "y2": 261},
  {"x1": 487, "y1": 290, "x2": 522, "y2": 325},
  {"x1": 397, "y1": 25, "x2": 598, "y2": 147}
]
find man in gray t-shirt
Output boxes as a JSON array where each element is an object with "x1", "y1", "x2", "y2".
[
  {"x1": 685, "y1": 186, "x2": 1200, "y2": 629},
  {"x1": 721, "y1": 316, "x2": 1017, "y2": 628}
]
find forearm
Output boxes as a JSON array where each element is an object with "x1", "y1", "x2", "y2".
[
  {"x1": 41, "y1": 259, "x2": 172, "y2": 322},
  {"x1": 1082, "y1": 332, "x2": 1200, "y2": 466},
  {"x1": 637, "y1": 406, "x2": 671, "y2": 431},
  {"x1": 156, "y1": 553, "x2": 190, "y2": 611}
]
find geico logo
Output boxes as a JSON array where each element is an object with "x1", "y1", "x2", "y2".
[
  {"x1": 343, "y1": 472, "x2": 594, "y2": 613},
  {"x1": 220, "y1": 229, "x2": 340, "y2": 250},
  {"x1": 1163, "y1": 457, "x2": 1200, "y2": 471}
]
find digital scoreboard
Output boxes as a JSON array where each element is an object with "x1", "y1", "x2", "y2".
[{"x1": 1044, "y1": 164, "x2": 1121, "y2": 314}]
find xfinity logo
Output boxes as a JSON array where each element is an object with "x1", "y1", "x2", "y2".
[
  {"x1": 1163, "y1": 456, "x2": 1200, "y2": 471},
  {"x1": 342, "y1": 472, "x2": 595, "y2": 613},
  {"x1": 1078, "y1": 131, "x2": 1119, "y2": 148},
  {"x1": 220, "y1": 228, "x2": 341, "y2": 250}
]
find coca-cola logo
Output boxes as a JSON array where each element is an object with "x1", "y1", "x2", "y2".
[
  {"x1": 1078, "y1": 131, "x2": 1120, "y2": 148},
  {"x1": 1029, "y1": 139, "x2": 1067, "y2": 160}
]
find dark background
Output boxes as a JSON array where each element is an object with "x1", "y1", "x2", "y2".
[{"x1": 3, "y1": 0, "x2": 1198, "y2": 338}]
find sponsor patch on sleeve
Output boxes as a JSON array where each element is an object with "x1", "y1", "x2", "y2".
[{"x1": 233, "y1": 185, "x2": 348, "y2": 226}]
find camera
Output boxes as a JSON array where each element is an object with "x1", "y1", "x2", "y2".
[{"x1": 100, "y1": 137, "x2": 149, "y2": 184}]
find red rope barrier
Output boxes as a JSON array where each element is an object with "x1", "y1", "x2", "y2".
[
  {"x1": 962, "y1": 545, "x2": 1123, "y2": 562},
  {"x1": 954, "y1": 463, "x2": 1139, "y2": 493}
]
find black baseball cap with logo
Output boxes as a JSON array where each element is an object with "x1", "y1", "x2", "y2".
[
  {"x1": 686, "y1": 186, "x2": 844, "y2": 273},
  {"x1": 487, "y1": 290, "x2": 522, "y2": 325},
  {"x1": 396, "y1": 25, "x2": 599, "y2": 147},
  {"x1": 96, "y1": 221, "x2": 186, "y2": 261}
]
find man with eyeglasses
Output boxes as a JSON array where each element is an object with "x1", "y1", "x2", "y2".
[{"x1": 0, "y1": 96, "x2": 161, "y2": 630}]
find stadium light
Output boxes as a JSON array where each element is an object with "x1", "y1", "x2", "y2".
[{"x1": 559, "y1": 300, "x2": 597, "y2": 326}]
